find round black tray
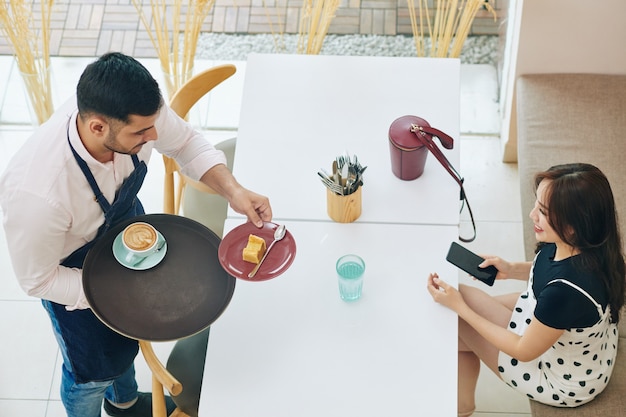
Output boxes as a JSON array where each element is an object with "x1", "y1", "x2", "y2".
[{"x1": 83, "y1": 214, "x2": 235, "y2": 341}]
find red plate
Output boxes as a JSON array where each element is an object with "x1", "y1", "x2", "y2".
[{"x1": 218, "y1": 222, "x2": 296, "y2": 281}]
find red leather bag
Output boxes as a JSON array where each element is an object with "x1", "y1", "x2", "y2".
[
  {"x1": 388, "y1": 116, "x2": 454, "y2": 180},
  {"x1": 388, "y1": 115, "x2": 476, "y2": 242}
]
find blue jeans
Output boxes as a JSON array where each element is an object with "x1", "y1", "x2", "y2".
[{"x1": 43, "y1": 300, "x2": 139, "y2": 417}]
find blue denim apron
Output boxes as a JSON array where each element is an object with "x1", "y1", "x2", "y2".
[{"x1": 44, "y1": 132, "x2": 147, "y2": 383}]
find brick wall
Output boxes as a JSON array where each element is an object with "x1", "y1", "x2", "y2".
[
  {"x1": 0, "y1": 0, "x2": 502, "y2": 57},
  {"x1": 209, "y1": 0, "x2": 503, "y2": 36}
]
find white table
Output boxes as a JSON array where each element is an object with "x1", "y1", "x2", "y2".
[
  {"x1": 199, "y1": 219, "x2": 459, "y2": 417},
  {"x1": 227, "y1": 54, "x2": 461, "y2": 226},
  {"x1": 199, "y1": 54, "x2": 461, "y2": 416}
]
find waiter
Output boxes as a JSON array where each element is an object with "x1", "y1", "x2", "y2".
[{"x1": 0, "y1": 52, "x2": 272, "y2": 417}]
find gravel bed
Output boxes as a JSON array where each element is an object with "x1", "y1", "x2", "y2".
[{"x1": 196, "y1": 33, "x2": 498, "y2": 65}]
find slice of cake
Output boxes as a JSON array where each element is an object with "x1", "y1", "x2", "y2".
[{"x1": 242, "y1": 234, "x2": 267, "y2": 264}]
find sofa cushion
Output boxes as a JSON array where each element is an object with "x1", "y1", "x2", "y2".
[{"x1": 517, "y1": 73, "x2": 626, "y2": 262}]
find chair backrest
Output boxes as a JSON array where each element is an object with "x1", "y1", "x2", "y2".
[
  {"x1": 163, "y1": 64, "x2": 237, "y2": 214},
  {"x1": 182, "y1": 137, "x2": 236, "y2": 238},
  {"x1": 169, "y1": 65, "x2": 237, "y2": 119}
]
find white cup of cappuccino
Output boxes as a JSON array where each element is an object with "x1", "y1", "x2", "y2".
[{"x1": 121, "y1": 222, "x2": 165, "y2": 266}]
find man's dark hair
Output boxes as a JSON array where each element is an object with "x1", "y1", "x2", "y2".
[{"x1": 76, "y1": 52, "x2": 163, "y2": 123}]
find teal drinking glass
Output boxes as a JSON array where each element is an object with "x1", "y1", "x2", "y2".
[{"x1": 336, "y1": 254, "x2": 365, "y2": 301}]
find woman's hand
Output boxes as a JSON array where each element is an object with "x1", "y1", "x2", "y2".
[
  {"x1": 426, "y1": 273, "x2": 466, "y2": 313},
  {"x1": 478, "y1": 256, "x2": 531, "y2": 281}
]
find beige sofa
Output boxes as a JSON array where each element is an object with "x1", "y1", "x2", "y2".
[{"x1": 517, "y1": 73, "x2": 626, "y2": 416}]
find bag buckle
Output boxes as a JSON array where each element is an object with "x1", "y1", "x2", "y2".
[{"x1": 410, "y1": 123, "x2": 422, "y2": 133}]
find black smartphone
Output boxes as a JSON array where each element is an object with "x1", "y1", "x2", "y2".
[{"x1": 446, "y1": 242, "x2": 498, "y2": 286}]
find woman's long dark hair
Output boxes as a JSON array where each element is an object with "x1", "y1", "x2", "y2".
[{"x1": 534, "y1": 163, "x2": 625, "y2": 323}]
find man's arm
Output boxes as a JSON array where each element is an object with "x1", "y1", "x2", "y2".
[
  {"x1": 2, "y1": 190, "x2": 89, "y2": 309},
  {"x1": 199, "y1": 164, "x2": 272, "y2": 227},
  {"x1": 154, "y1": 106, "x2": 273, "y2": 226}
]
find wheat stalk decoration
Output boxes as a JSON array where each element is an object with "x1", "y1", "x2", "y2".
[
  {"x1": 406, "y1": 0, "x2": 495, "y2": 58},
  {"x1": 0, "y1": 0, "x2": 55, "y2": 125},
  {"x1": 132, "y1": 0, "x2": 216, "y2": 96},
  {"x1": 297, "y1": 0, "x2": 340, "y2": 55},
  {"x1": 262, "y1": 0, "x2": 286, "y2": 52}
]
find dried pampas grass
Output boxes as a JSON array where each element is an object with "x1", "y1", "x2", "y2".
[
  {"x1": 132, "y1": 0, "x2": 216, "y2": 96},
  {"x1": 257, "y1": 0, "x2": 339, "y2": 55},
  {"x1": 407, "y1": 0, "x2": 496, "y2": 58},
  {"x1": 297, "y1": 0, "x2": 341, "y2": 55},
  {"x1": 0, "y1": 0, "x2": 54, "y2": 124}
]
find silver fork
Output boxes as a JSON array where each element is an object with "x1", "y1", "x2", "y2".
[
  {"x1": 322, "y1": 177, "x2": 345, "y2": 195},
  {"x1": 317, "y1": 172, "x2": 344, "y2": 195}
]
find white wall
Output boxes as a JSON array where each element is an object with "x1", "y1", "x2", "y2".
[{"x1": 500, "y1": 0, "x2": 626, "y2": 162}]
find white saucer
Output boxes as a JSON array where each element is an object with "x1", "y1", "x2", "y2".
[{"x1": 112, "y1": 231, "x2": 167, "y2": 270}]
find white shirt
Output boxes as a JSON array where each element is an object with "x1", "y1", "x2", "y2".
[{"x1": 0, "y1": 97, "x2": 226, "y2": 309}]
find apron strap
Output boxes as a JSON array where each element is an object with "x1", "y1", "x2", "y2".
[
  {"x1": 55, "y1": 118, "x2": 147, "y2": 383},
  {"x1": 66, "y1": 118, "x2": 141, "y2": 213}
]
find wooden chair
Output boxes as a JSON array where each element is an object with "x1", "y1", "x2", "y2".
[
  {"x1": 139, "y1": 329, "x2": 211, "y2": 417},
  {"x1": 142, "y1": 64, "x2": 237, "y2": 417},
  {"x1": 178, "y1": 136, "x2": 235, "y2": 237},
  {"x1": 163, "y1": 64, "x2": 237, "y2": 215},
  {"x1": 139, "y1": 340, "x2": 183, "y2": 417}
]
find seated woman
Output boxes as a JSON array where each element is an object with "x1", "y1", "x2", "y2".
[{"x1": 427, "y1": 163, "x2": 625, "y2": 416}]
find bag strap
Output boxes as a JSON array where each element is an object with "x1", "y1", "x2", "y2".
[{"x1": 410, "y1": 123, "x2": 476, "y2": 242}]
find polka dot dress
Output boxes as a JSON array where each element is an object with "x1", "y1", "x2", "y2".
[{"x1": 498, "y1": 271, "x2": 618, "y2": 407}]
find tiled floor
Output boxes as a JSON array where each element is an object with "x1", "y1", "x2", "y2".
[{"x1": 0, "y1": 55, "x2": 531, "y2": 416}]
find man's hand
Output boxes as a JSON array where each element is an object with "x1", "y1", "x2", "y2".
[
  {"x1": 199, "y1": 164, "x2": 273, "y2": 227},
  {"x1": 228, "y1": 187, "x2": 272, "y2": 227}
]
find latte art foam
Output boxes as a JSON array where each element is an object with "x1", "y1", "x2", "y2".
[{"x1": 123, "y1": 223, "x2": 157, "y2": 251}]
